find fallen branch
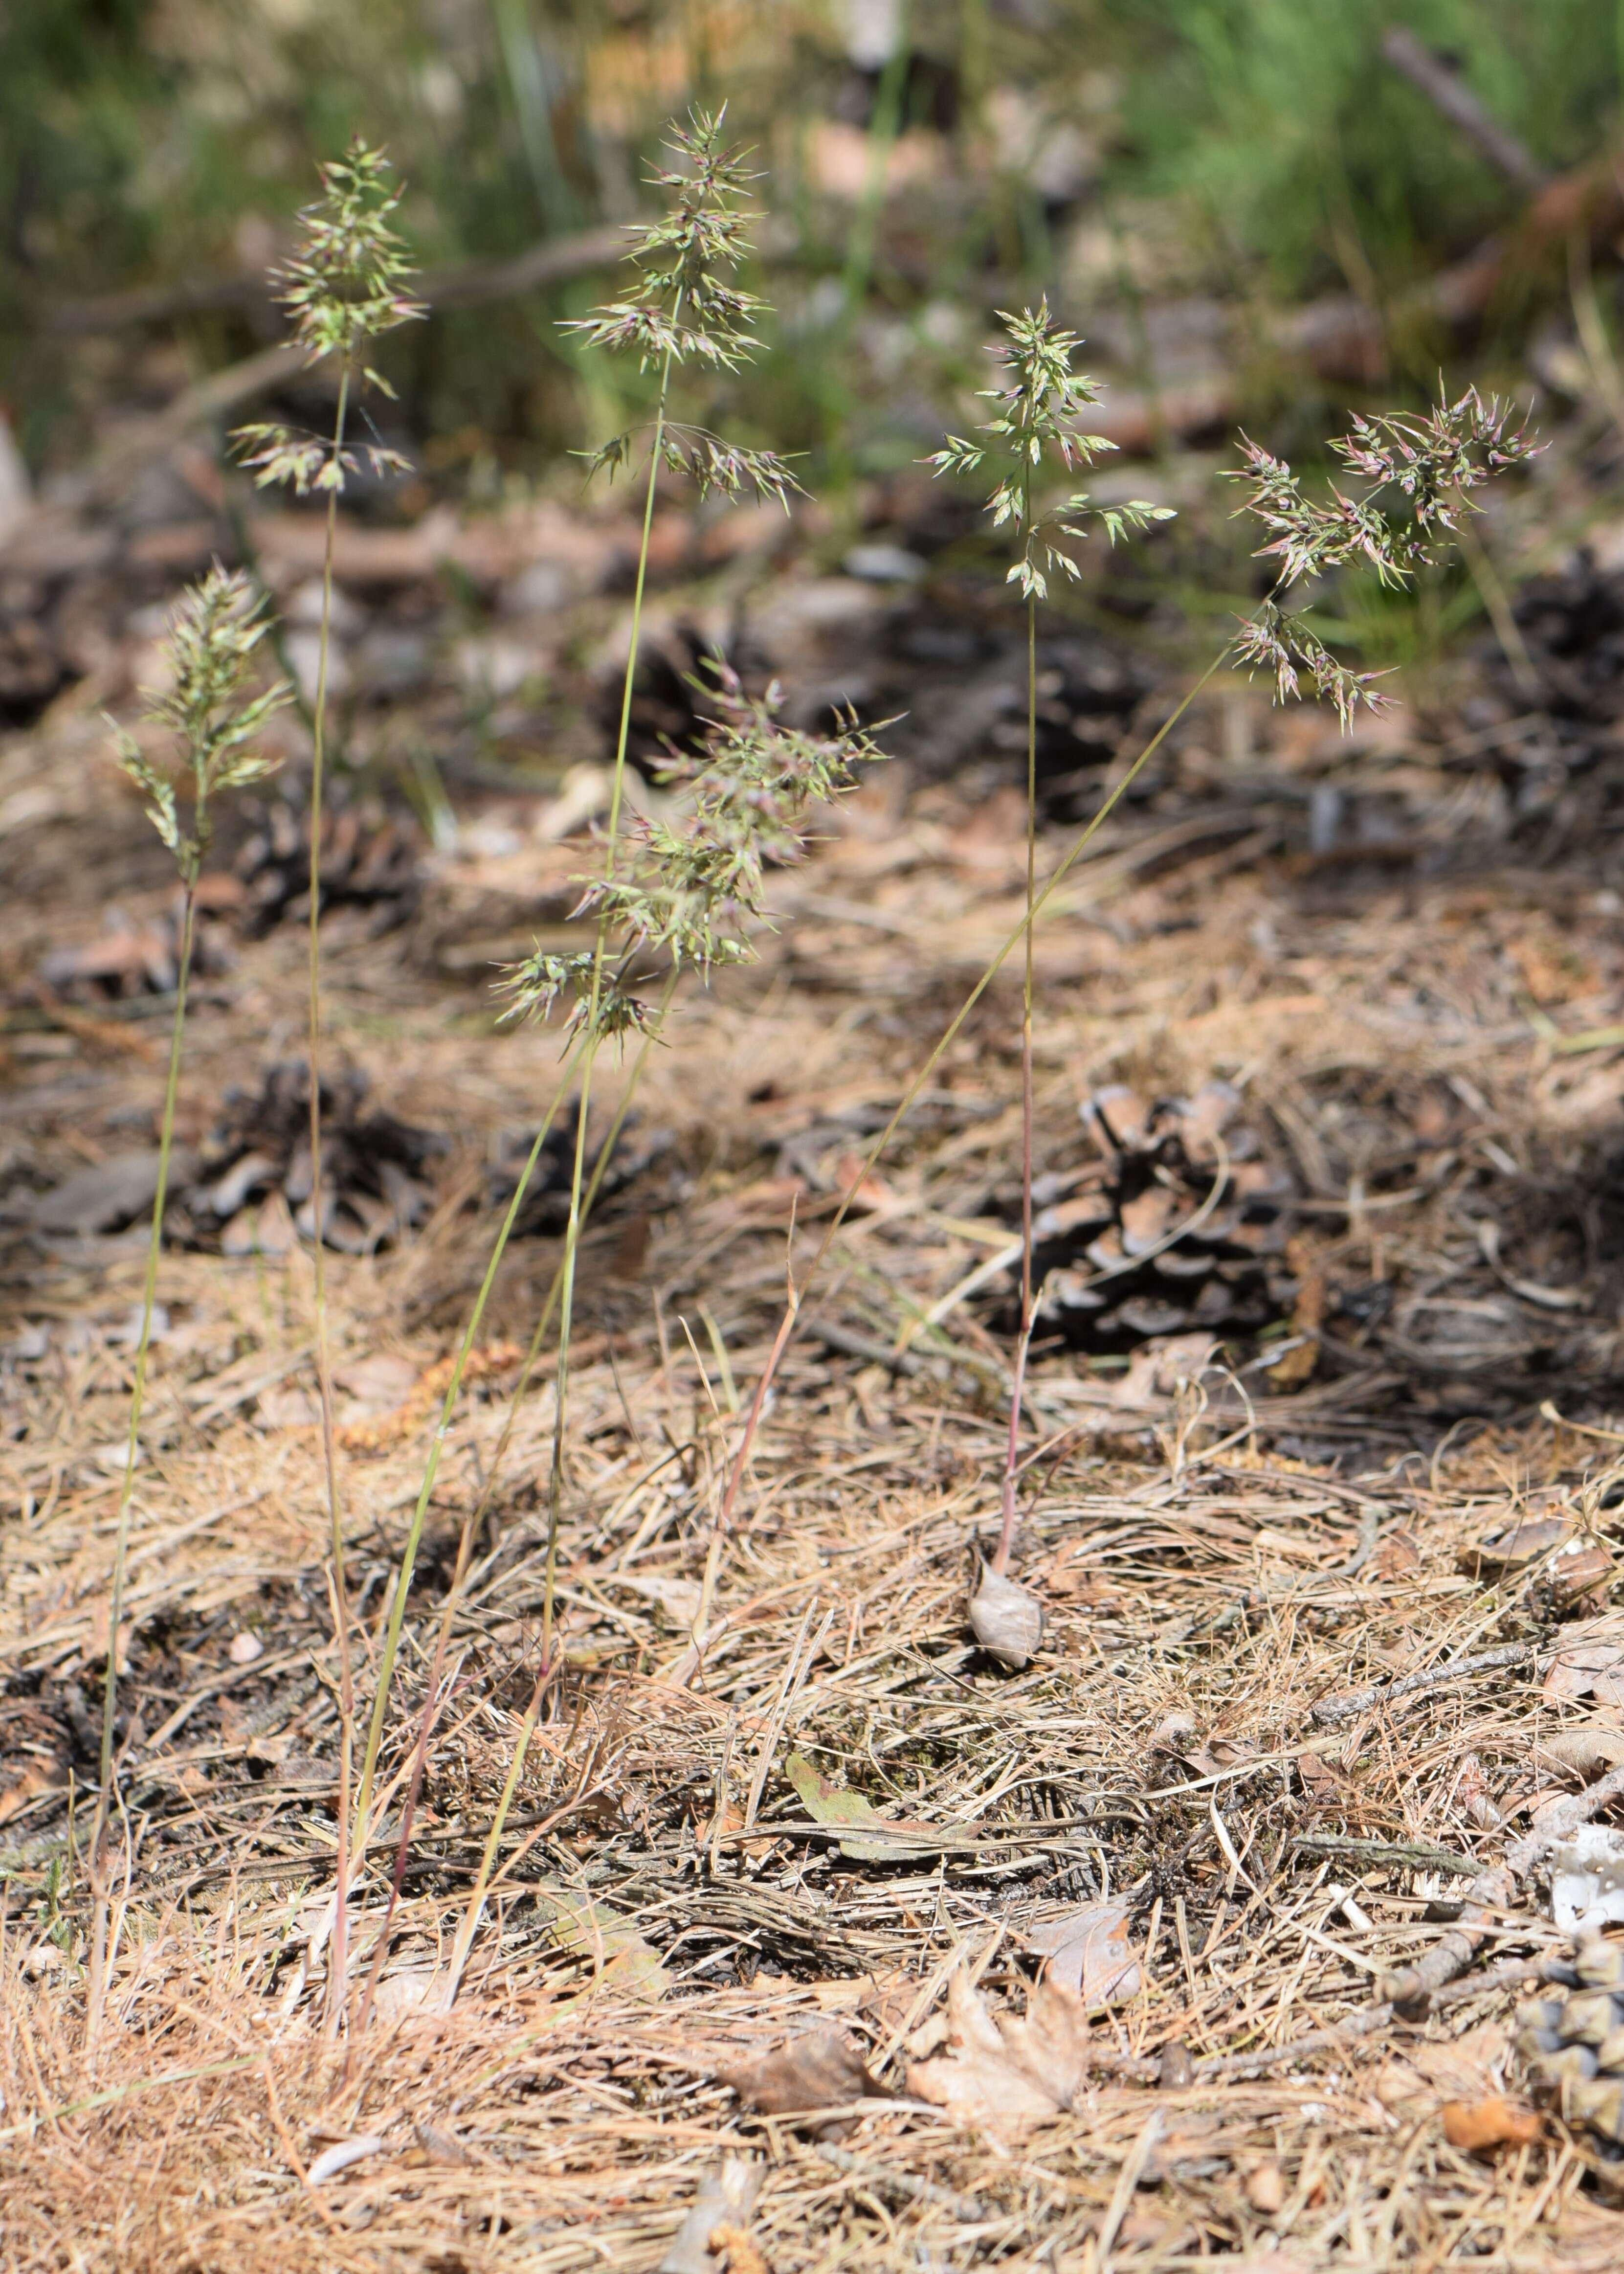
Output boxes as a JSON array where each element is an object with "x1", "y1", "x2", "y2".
[
  {"x1": 1380, "y1": 28, "x2": 1549, "y2": 194},
  {"x1": 1506, "y1": 1757, "x2": 1624, "y2": 1878},
  {"x1": 1309, "y1": 1643, "x2": 1534, "y2": 1726},
  {"x1": 1290, "y1": 1831, "x2": 1492, "y2": 1879},
  {"x1": 1378, "y1": 1867, "x2": 1516, "y2": 2012},
  {"x1": 46, "y1": 224, "x2": 629, "y2": 338},
  {"x1": 811, "y1": 2143, "x2": 987, "y2": 2226}
]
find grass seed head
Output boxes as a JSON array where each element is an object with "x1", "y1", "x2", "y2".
[
  {"x1": 927, "y1": 297, "x2": 1175, "y2": 601},
  {"x1": 110, "y1": 564, "x2": 290, "y2": 878},
  {"x1": 496, "y1": 666, "x2": 885, "y2": 1043},
  {"x1": 569, "y1": 109, "x2": 803, "y2": 510},
  {"x1": 1226, "y1": 385, "x2": 1540, "y2": 727},
  {"x1": 233, "y1": 138, "x2": 422, "y2": 497}
]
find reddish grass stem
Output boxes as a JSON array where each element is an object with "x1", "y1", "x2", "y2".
[{"x1": 993, "y1": 587, "x2": 1039, "y2": 1576}]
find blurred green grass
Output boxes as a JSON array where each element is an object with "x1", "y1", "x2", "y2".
[{"x1": 3, "y1": 0, "x2": 1618, "y2": 493}]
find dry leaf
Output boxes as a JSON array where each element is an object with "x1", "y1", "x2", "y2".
[
  {"x1": 906, "y1": 1964, "x2": 1095, "y2": 2133},
  {"x1": 257, "y1": 1383, "x2": 321, "y2": 1431},
  {"x1": 1461, "y1": 1515, "x2": 1574, "y2": 1577},
  {"x1": 720, "y1": 2027, "x2": 890, "y2": 2136},
  {"x1": 1244, "y1": 2160, "x2": 1286, "y2": 2215},
  {"x1": 0, "y1": 1763, "x2": 55, "y2": 1825},
  {"x1": 968, "y1": 1565, "x2": 1044, "y2": 1669},
  {"x1": 1441, "y1": 2095, "x2": 1541, "y2": 2153},
  {"x1": 1374, "y1": 2060, "x2": 1430, "y2": 2116},
  {"x1": 1551, "y1": 1540, "x2": 1614, "y2": 1612},
  {"x1": 827, "y1": 1151, "x2": 893, "y2": 1212},
  {"x1": 1408, "y1": 2022, "x2": 1508, "y2": 2101},
  {"x1": 1544, "y1": 1620, "x2": 1624, "y2": 1709},
  {"x1": 1297, "y1": 1749, "x2": 1354, "y2": 1806},
  {"x1": 1538, "y1": 1728, "x2": 1624, "y2": 1781},
  {"x1": 1025, "y1": 1898, "x2": 1142, "y2": 2010},
  {"x1": 1374, "y1": 1528, "x2": 1422, "y2": 1579},
  {"x1": 531, "y1": 1883, "x2": 667, "y2": 1997},
  {"x1": 785, "y1": 1753, "x2": 942, "y2": 1862},
  {"x1": 334, "y1": 1351, "x2": 422, "y2": 1417}
]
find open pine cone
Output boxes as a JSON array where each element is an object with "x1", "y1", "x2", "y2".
[
  {"x1": 1027, "y1": 1081, "x2": 1297, "y2": 1351},
  {"x1": 1516, "y1": 1931, "x2": 1624, "y2": 2154}
]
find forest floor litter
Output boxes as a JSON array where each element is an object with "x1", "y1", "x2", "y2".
[{"x1": 4, "y1": 455, "x2": 1624, "y2": 2269}]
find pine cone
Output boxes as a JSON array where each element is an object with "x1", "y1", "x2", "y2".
[
  {"x1": 1028, "y1": 1081, "x2": 1297, "y2": 1351},
  {"x1": 1516, "y1": 1931, "x2": 1624, "y2": 2152}
]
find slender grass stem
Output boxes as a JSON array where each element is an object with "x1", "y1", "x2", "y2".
[
  {"x1": 306, "y1": 360, "x2": 356, "y2": 2036},
  {"x1": 88, "y1": 879, "x2": 197, "y2": 2039},
  {"x1": 440, "y1": 1657, "x2": 551, "y2": 2011},
  {"x1": 540, "y1": 335, "x2": 677, "y2": 1676},
  {"x1": 707, "y1": 643, "x2": 1229, "y2": 1568},
  {"x1": 351, "y1": 1035, "x2": 589, "y2": 1847},
  {"x1": 95, "y1": 885, "x2": 197, "y2": 1820},
  {"x1": 993, "y1": 586, "x2": 1038, "y2": 1575},
  {"x1": 348, "y1": 979, "x2": 672, "y2": 2043},
  {"x1": 472, "y1": 968, "x2": 676, "y2": 1554}
]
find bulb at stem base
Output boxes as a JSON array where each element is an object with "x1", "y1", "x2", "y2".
[{"x1": 969, "y1": 1562, "x2": 1045, "y2": 1670}]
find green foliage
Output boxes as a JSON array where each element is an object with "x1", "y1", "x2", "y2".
[
  {"x1": 111, "y1": 565, "x2": 290, "y2": 878},
  {"x1": 927, "y1": 300, "x2": 1174, "y2": 601},
  {"x1": 496, "y1": 665, "x2": 886, "y2": 1042},
  {"x1": 1226, "y1": 386, "x2": 1539, "y2": 723},
  {"x1": 1111, "y1": 0, "x2": 1618, "y2": 293}
]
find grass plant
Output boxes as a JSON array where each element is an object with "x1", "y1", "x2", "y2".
[
  {"x1": 703, "y1": 380, "x2": 1538, "y2": 1666},
  {"x1": 89, "y1": 567, "x2": 289, "y2": 2027},
  {"x1": 927, "y1": 303, "x2": 1172, "y2": 1641},
  {"x1": 350, "y1": 111, "x2": 855, "y2": 1919},
  {"x1": 233, "y1": 140, "x2": 421, "y2": 2028}
]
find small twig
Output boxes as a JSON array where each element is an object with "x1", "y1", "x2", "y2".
[
  {"x1": 1290, "y1": 1832, "x2": 1492, "y2": 1879},
  {"x1": 1379, "y1": 1866, "x2": 1514, "y2": 2011},
  {"x1": 811, "y1": 2143, "x2": 987, "y2": 2226},
  {"x1": 1309, "y1": 1642, "x2": 1534, "y2": 1726},
  {"x1": 1506, "y1": 1758, "x2": 1624, "y2": 1877},
  {"x1": 1379, "y1": 28, "x2": 1548, "y2": 194}
]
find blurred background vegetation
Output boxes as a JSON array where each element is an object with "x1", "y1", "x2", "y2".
[{"x1": 4, "y1": 0, "x2": 1620, "y2": 498}]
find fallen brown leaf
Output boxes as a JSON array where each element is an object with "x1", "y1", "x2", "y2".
[
  {"x1": 1461, "y1": 1515, "x2": 1574, "y2": 1578},
  {"x1": 1024, "y1": 1897, "x2": 1141, "y2": 2010},
  {"x1": 1244, "y1": 2160, "x2": 1286, "y2": 2215},
  {"x1": 968, "y1": 1565, "x2": 1044, "y2": 1669},
  {"x1": 1374, "y1": 1527, "x2": 1422, "y2": 1579},
  {"x1": 1538, "y1": 1727, "x2": 1624, "y2": 1780},
  {"x1": 1544, "y1": 1618, "x2": 1624, "y2": 1709},
  {"x1": 906, "y1": 1964, "x2": 1095, "y2": 2133},
  {"x1": 720, "y1": 2026, "x2": 890, "y2": 2136},
  {"x1": 1551, "y1": 1540, "x2": 1615, "y2": 1612}
]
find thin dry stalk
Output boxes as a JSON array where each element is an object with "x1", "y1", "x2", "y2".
[{"x1": 305, "y1": 363, "x2": 355, "y2": 2032}]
